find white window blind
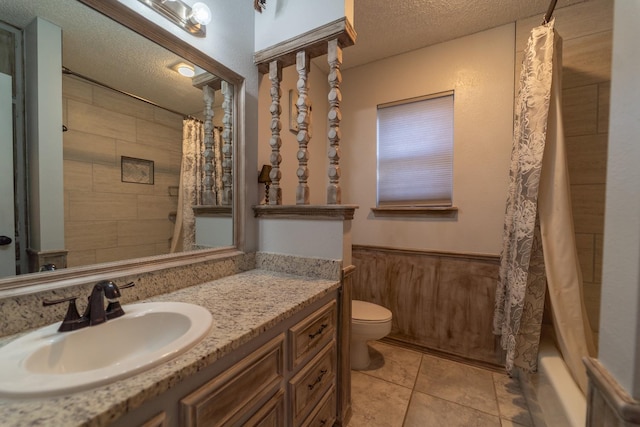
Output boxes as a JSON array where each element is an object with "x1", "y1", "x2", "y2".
[{"x1": 377, "y1": 91, "x2": 454, "y2": 207}]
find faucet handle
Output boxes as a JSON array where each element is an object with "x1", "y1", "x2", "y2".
[
  {"x1": 105, "y1": 281, "x2": 135, "y2": 320},
  {"x1": 120, "y1": 281, "x2": 135, "y2": 290},
  {"x1": 43, "y1": 296, "x2": 86, "y2": 332}
]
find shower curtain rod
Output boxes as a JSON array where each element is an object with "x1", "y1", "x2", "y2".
[
  {"x1": 542, "y1": 0, "x2": 558, "y2": 24},
  {"x1": 62, "y1": 66, "x2": 197, "y2": 120}
]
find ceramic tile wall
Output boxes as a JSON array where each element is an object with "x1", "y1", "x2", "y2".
[
  {"x1": 515, "y1": 0, "x2": 613, "y2": 333},
  {"x1": 62, "y1": 75, "x2": 182, "y2": 267}
]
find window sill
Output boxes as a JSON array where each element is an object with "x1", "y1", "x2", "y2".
[{"x1": 370, "y1": 206, "x2": 458, "y2": 218}]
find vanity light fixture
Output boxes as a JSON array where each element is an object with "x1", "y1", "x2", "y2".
[{"x1": 138, "y1": 0, "x2": 211, "y2": 37}]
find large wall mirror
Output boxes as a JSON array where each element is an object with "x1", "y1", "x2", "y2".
[{"x1": 0, "y1": 0, "x2": 241, "y2": 288}]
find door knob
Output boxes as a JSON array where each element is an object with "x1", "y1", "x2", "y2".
[{"x1": 0, "y1": 236, "x2": 12, "y2": 246}]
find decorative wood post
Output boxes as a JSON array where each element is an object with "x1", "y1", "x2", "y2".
[
  {"x1": 327, "y1": 39, "x2": 343, "y2": 204},
  {"x1": 268, "y1": 60, "x2": 283, "y2": 205},
  {"x1": 221, "y1": 80, "x2": 233, "y2": 205},
  {"x1": 296, "y1": 50, "x2": 311, "y2": 205},
  {"x1": 202, "y1": 85, "x2": 215, "y2": 205}
]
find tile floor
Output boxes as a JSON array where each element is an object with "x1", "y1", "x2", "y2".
[{"x1": 346, "y1": 341, "x2": 533, "y2": 427}]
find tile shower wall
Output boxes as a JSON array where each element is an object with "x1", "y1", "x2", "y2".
[
  {"x1": 62, "y1": 75, "x2": 182, "y2": 267},
  {"x1": 516, "y1": 0, "x2": 612, "y2": 333}
]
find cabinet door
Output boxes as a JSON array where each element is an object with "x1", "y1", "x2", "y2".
[{"x1": 181, "y1": 334, "x2": 284, "y2": 426}]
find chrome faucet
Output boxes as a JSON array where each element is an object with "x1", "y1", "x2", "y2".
[{"x1": 43, "y1": 280, "x2": 135, "y2": 332}]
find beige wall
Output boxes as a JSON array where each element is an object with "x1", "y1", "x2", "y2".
[
  {"x1": 62, "y1": 75, "x2": 182, "y2": 267},
  {"x1": 341, "y1": 23, "x2": 516, "y2": 255},
  {"x1": 339, "y1": 0, "x2": 611, "y2": 333},
  {"x1": 515, "y1": 0, "x2": 612, "y2": 333}
]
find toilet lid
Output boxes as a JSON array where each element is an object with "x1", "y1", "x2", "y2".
[{"x1": 352, "y1": 300, "x2": 392, "y2": 322}]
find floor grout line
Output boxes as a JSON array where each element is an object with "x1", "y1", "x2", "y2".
[{"x1": 350, "y1": 340, "x2": 532, "y2": 426}]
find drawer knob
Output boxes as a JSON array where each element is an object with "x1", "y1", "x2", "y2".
[
  {"x1": 308, "y1": 323, "x2": 328, "y2": 339},
  {"x1": 307, "y1": 368, "x2": 328, "y2": 391}
]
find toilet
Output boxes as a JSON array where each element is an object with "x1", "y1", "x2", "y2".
[{"x1": 351, "y1": 300, "x2": 393, "y2": 370}]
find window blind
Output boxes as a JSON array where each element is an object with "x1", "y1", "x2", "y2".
[{"x1": 377, "y1": 92, "x2": 454, "y2": 207}]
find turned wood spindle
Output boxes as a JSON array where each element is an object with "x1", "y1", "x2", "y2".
[
  {"x1": 221, "y1": 81, "x2": 233, "y2": 205},
  {"x1": 268, "y1": 60, "x2": 283, "y2": 205},
  {"x1": 295, "y1": 50, "x2": 311, "y2": 205},
  {"x1": 327, "y1": 39, "x2": 343, "y2": 205},
  {"x1": 202, "y1": 85, "x2": 215, "y2": 205}
]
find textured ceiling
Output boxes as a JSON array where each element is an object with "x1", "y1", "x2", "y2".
[
  {"x1": 0, "y1": 0, "x2": 215, "y2": 117},
  {"x1": 344, "y1": 0, "x2": 586, "y2": 69},
  {"x1": 0, "y1": 0, "x2": 587, "y2": 114}
]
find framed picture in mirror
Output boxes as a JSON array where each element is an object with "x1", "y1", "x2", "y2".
[{"x1": 121, "y1": 156, "x2": 154, "y2": 185}]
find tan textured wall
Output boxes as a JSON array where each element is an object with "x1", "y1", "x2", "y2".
[
  {"x1": 341, "y1": 23, "x2": 515, "y2": 255},
  {"x1": 516, "y1": 0, "x2": 613, "y2": 333},
  {"x1": 62, "y1": 75, "x2": 182, "y2": 267}
]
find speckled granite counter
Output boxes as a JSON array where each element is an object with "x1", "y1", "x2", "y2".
[{"x1": 0, "y1": 268, "x2": 340, "y2": 427}]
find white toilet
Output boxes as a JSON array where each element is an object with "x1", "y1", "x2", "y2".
[{"x1": 351, "y1": 300, "x2": 393, "y2": 370}]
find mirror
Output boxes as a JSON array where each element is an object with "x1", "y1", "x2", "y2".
[{"x1": 0, "y1": 0, "x2": 239, "y2": 283}]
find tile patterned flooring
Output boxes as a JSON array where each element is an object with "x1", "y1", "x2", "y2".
[{"x1": 347, "y1": 341, "x2": 534, "y2": 427}]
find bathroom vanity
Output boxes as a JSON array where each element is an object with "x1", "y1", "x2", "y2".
[{"x1": 0, "y1": 268, "x2": 343, "y2": 426}]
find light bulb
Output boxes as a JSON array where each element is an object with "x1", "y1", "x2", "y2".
[{"x1": 190, "y1": 2, "x2": 212, "y2": 25}]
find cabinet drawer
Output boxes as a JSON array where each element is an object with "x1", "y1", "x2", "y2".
[
  {"x1": 245, "y1": 388, "x2": 285, "y2": 427},
  {"x1": 140, "y1": 412, "x2": 167, "y2": 427},
  {"x1": 180, "y1": 334, "x2": 284, "y2": 426},
  {"x1": 290, "y1": 341, "x2": 336, "y2": 425},
  {"x1": 300, "y1": 385, "x2": 336, "y2": 427},
  {"x1": 289, "y1": 301, "x2": 336, "y2": 369}
]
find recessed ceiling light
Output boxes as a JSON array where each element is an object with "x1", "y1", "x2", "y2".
[{"x1": 176, "y1": 63, "x2": 195, "y2": 77}]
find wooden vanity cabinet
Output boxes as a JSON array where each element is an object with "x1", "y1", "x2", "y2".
[
  {"x1": 113, "y1": 291, "x2": 340, "y2": 427},
  {"x1": 180, "y1": 334, "x2": 286, "y2": 426},
  {"x1": 181, "y1": 300, "x2": 338, "y2": 427}
]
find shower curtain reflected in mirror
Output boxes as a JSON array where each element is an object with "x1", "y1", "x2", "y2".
[
  {"x1": 170, "y1": 118, "x2": 224, "y2": 253},
  {"x1": 493, "y1": 18, "x2": 596, "y2": 394},
  {"x1": 170, "y1": 118, "x2": 203, "y2": 253}
]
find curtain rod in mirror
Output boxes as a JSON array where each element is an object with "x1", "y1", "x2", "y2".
[{"x1": 62, "y1": 66, "x2": 196, "y2": 120}]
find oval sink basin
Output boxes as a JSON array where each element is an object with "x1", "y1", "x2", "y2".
[{"x1": 0, "y1": 302, "x2": 212, "y2": 398}]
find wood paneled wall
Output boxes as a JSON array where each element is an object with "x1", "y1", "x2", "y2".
[{"x1": 352, "y1": 245, "x2": 504, "y2": 366}]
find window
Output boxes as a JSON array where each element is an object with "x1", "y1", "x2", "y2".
[{"x1": 376, "y1": 91, "x2": 454, "y2": 209}]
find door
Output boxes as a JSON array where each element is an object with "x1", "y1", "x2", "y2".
[{"x1": 0, "y1": 72, "x2": 16, "y2": 277}]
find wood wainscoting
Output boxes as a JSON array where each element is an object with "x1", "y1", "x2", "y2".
[{"x1": 352, "y1": 245, "x2": 505, "y2": 367}]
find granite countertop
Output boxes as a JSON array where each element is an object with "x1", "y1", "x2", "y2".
[{"x1": 0, "y1": 269, "x2": 340, "y2": 427}]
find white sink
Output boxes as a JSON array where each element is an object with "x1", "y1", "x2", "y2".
[{"x1": 0, "y1": 302, "x2": 212, "y2": 398}]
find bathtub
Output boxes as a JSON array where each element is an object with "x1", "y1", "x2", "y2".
[{"x1": 519, "y1": 330, "x2": 587, "y2": 427}]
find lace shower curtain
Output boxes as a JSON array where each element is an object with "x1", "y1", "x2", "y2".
[
  {"x1": 493, "y1": 19, "x2": 595, "y2": 394},
  {"x1": 170, "y1": 118, "x2": 203, "y2": 253}
]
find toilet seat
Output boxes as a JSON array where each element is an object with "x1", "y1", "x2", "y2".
[{"x1": 352, "y1": 300, "x2": 392, "y2": 323}]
